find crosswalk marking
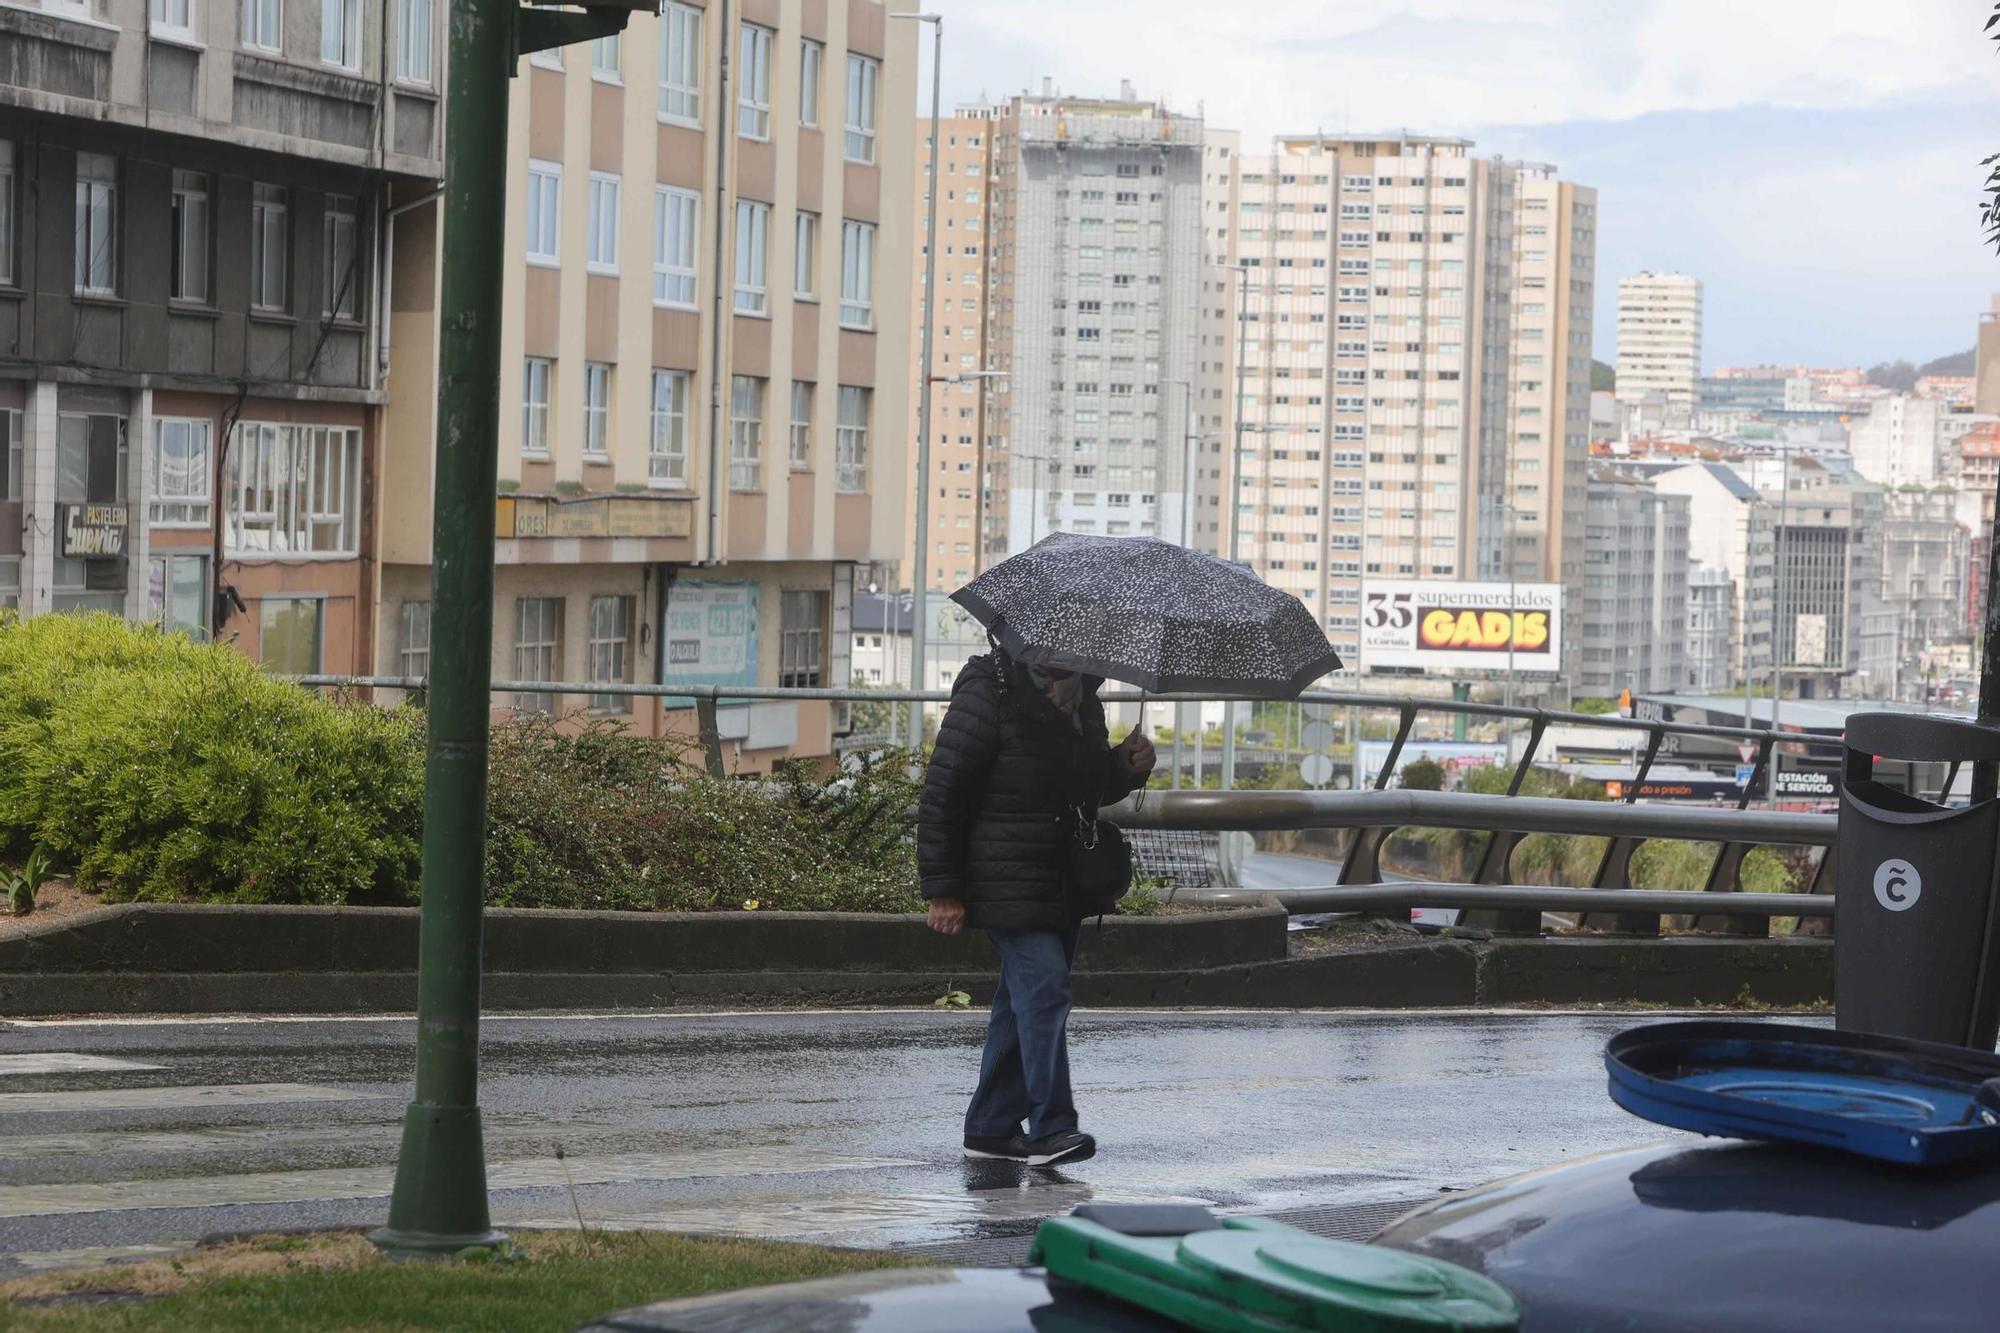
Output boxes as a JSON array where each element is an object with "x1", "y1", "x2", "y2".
[
  {"x1": 0, "y1": 1083, "x2": 381, "y2": 1114},
  {"x1": 0, "y1": 1148, "x2": 921, "y2": 1220},
  {"x1": 500, "y1": 1183, "x2": 1214, "y2": 1242},
  {"x1": 10, "y1": 1243, "x2": 193, "y2": 1272},
  {"x1": 0, "y1": 1054, "x2": 164, "y2": 1076}
]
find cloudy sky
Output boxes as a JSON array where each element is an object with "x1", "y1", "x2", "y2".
[{"x1": 916, "y1": 0, "x2": 2000, "y2": 371}]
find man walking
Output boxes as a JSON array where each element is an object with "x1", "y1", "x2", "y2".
[{"x1": 917, "y1": 649, "x2": 1156, "y2": 1166}]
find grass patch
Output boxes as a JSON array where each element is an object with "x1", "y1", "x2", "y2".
[{"x1": 0, "y1": 1229, "x2": 923, "y2": 1333}]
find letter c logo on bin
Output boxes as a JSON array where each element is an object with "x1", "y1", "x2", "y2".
[{"x1": 1873, "y1": 860, "x2": 1922, "y2": 913}]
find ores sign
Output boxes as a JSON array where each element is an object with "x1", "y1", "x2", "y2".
[{"x1": 1361, "y1": 580, "x2": 1564, "y2": 674}]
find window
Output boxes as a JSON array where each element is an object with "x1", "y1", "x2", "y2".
[
  {"x1": 0, "y1": 141, "x2": 13, "y2": 287},
  {"x1": 259, "y1": 599, "x2": 323, "y2": 676},
  {"x1": 522, "y1": 357, "x2": 552, "y2": 455},
  {"x1": 794, "y1": 210, "x2": 819, "y2": 297},
  {"x1": 844, "y1": 54, "x2": 878, "y2": 163},
  {"x1": 321, "y1": 0, "x2": 359, "y2": 67},
  {"x1": 56, "y1": 413, "x2": 126, "y2": 506},
  {"x1": 74, "y1": 153, "x2": 117, "y2": 296},
  {"x1": 399, "y1": 601, "x2": 431, "y2": 679},
  {"x1": 652, "y1": 186, "x2": 698, "y2": 306},
  {"x1": 790, "y1": 380, "x2": 814, "y2": 470},
  {"x1": 580, "y1": 364, "x2": 608, "y2": 456},
  {"x1": 151, "y1": 0, "x2": 194, "y2": 40},
  {"x1": 170, "y1": 171, "x2": 209, "y2": 303},
  {"x1": 513, "y1": 598, "x2": 561, "y2": 714},
  {"x1": 799, "y1": 38, "x2": 823, "y2": 128},
  {"x1": 658, "y1": 2, "x2": 702, "y2": 123},
  {"x1": 0, "y1": 559, "x2": 16, "y2": 613},
  {"x1": 840, "y1": 220, "x2": 874, "y2": 328},
  {"x1": 586, "y1": 172, "x2": 620, "y2": 274},
  {"x1": 650, "y1": 369, "x2": 689, "y2": 485},
  {"x1": 226, "y1": 423, "x2": 360, "y2": 556},
  {"x1": 0, "y1": 409, "x2": 19, "y2": 503},
  {"x1": 587, "y1": 595, "x2": 634, "y2": 713},
  {"x1": 591, "y1": 34, "x2": 619, "y2": 79},
  {"x1": 729, "y1": 374, "x2": 765, "y2": 490},
  {"x1": 323, "y1": 194, "x2": 360, "y2": 320},
  {"x1": 780, "y1": 590, "x2": 827, "y2": 688},
  {"x1": 737, "y1": 23, "x2": 773, "y2": 139},
  {"x1": 734, "y1": 201, "x2": 770, "y2": 313},
  {"x1": 147, "y1": 553, "x2": 208, "y2": 639},
  {"x1": 150, "y1": 418, "x2": 212, "y2": 526},
  {"x1": 250, "y1": 182, "x2": 287, "y2": 311},
  {"x1": 835, "y1": 385, "x2": 869, "y2": 493},
  {"x1": 395, "y1": 0, "x2": 431, "y2": 83},
  {"x1": 242, "y1": 0, "x2": 280, "y2": 51},
  {"x1": 526, "y1": 161, "x2": 561, "y2": 265}
]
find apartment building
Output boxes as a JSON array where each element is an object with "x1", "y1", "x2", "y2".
[
  {"x1": 1878, "y1": 487, "x2": 1970, "y2": 688},
  {"x1": 1578, "y1": 466, "x2": 1688, "y2": 697},
  {"x1": 1654, "y1": 462, "x2": 1775, "y2": 690},
  {"x1": 904, "y1": 103, "x2": 996, "y2": 590},
  {"x1": 1208, "y1": 133, "x2": 1596, "y2": 669},
  {"x1": 1685, "y1": 563, "x2": 1735, "y2": 693},
  {"x1": 1615, "y1": 271, "x2": 1702, "y2": 425},
  {"x1": 376, "y1": 0, "x2": 917, "y2": 771},
  {"x1": 1848, "y1": 393, "x2": 1943, "y2": 488},
  {"x1": 982, "y1": 84, "x2": 1209, "y2": 558},
  {"x1": 0, "y1": 0, "x2": 442, "y2": 672}
]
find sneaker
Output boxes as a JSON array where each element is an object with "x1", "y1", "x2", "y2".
[
  {"x1": 1026, "y1": 1130, "x2": 1096, "y2": 1167},
  {"x1": 963, "y1": 1132, "x2": 1032, "y2": 1161}
]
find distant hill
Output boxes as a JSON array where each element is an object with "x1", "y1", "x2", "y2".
[
  {"x1": 1590, "y1": 360, "x2": 1615, "y2": 392},
  {"x1": 1867, "y1": 349, "x2": 1974, "y2": 392},
  {"x1": 1921, "y1": 348, "x2": 1975, "y2": 378}
]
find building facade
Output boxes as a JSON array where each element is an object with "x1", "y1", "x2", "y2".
[
  {"x1": 1208, "y1": 133, "x2": 1595, "y2": 670},
  {"x1": 1877, "y1": 487, "x2": 1970, "y2": 694},
  {"x1": 1847, "y1": 394, "x2": 1942, "y2": 488},
  {"x1": 982, "y1": 85, "x2": 1208, "y2": 559},
  {"x1": 0, "y1": 0, "x2": 441, "y2": 673},
  {"x1": 1615, "y1": 271, "x2": 1701, "y2": 426},
  {"x1": 1685, "y1": 563, "x2": 1736, "y2": 693},
  {"x1": 904, "y1": 103, "x2": 996, "y2": 591},
  {"x1": 374, "y1": 0, "x2": 917, "y2": 771},
  {"x1": 1654, "y1": 461, "x2": 1775, "y2": 690},
  {"x1": 1578, "y1": 466, "x2": 1688, "y2": 697}
]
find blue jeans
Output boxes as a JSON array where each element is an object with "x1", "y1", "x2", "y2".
[{"x1": 964, "y1": 925, "x2": 1081, "y2": 1142}]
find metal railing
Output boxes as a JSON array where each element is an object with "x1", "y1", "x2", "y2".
[{"x1": 299, "y1": 675, "x2": 1848, "y2": 938}]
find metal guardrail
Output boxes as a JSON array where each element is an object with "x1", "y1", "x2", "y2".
[{"x1": 299, "y1": 675, "x2": 1841, "y2": 938}]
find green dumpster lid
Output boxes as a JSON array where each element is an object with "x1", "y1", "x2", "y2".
[{"x1": 1029, "y1": 1215, "x2": 1519, "y2": 1332}]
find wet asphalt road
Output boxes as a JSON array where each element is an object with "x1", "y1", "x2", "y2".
[{"x1": 0, "y1": 1008, "x2": 1793, "y2": 1276}]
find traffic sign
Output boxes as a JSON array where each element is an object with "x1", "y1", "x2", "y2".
[
  {"x1": 1300, "y1": 754, "x2": 1336, "y2": 788},
  {"x1": 1737, "y1": 742, "x2": 1758, "y2": 764},
  {"x1": 1301, "y1": 702, "x2": 1335, "y2": 720},
  {"x1": 1734, "y1": 763, "x2": 1757, "y2": 788},
  {"x1": 1300, "y1": 720, "x2": 1337, "y2": 752}
]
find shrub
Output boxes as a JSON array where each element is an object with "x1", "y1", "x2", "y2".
[
  {"x1": 482, "y1": 719, "x2": 922, "y2": 914},
  {"x1": 0, "y1": 614, "x2": 424, "y2": 904}
]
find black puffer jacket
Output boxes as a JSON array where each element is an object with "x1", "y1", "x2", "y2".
[{"x1": 917, "y1": 653, "x2": 1145, "y2": 932}]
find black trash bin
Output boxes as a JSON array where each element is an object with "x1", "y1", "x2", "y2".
[{"x1": 1837, "y1": 712, "x2": 2000, "y2": 1049}]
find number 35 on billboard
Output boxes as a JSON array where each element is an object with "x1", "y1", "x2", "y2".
[{"x1": 1360, "y1": 580, "x2": 1564, "y2": 674}]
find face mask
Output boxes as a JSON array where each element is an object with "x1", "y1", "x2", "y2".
[{"x1": 1028, "y1": 665, "x2": 1084, "y2": 715}]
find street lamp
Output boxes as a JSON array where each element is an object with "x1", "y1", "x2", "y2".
[
  {"x1": 895, "y1": 10, "x2": 944, "y2": 748},
  {"x1": 908, "y1": 367, "x2": 1005, "y2": 738},
  {"x1": 1217, "y1": 263, "x2": 1251, "y2": 791},
  {"x1": 865, "y1": 577, "x2": 900, "y2": 746}
]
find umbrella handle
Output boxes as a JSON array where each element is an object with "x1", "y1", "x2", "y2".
[{"x1": 1132, "y1": 691, "x2": 1149, "y2": 813}]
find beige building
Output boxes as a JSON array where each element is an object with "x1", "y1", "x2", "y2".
[
  {"x1": 1615, "y1": 270, "x2": 1702, "y2": 424},
  {"x1": 903, "y1": 104, "x2": 998, "y2": 591},
  {"x1": 1210, "y1": 134, "x2": 1596, "y2": 668},
  {"x1": 377, "y1": 0, "x2": 917, "y2": 772}
]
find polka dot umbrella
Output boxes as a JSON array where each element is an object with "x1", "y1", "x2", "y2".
[{"x1": 950, "y1": 532, "x2": 1342, "y2": 698}]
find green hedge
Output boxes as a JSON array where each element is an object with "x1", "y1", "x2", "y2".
[
  {"x1": 0, "y1": 613, "x2": 922, "y2": 912},
  {"x1": 0, "y1": 613, "x2": 425, "y2": 904}
]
